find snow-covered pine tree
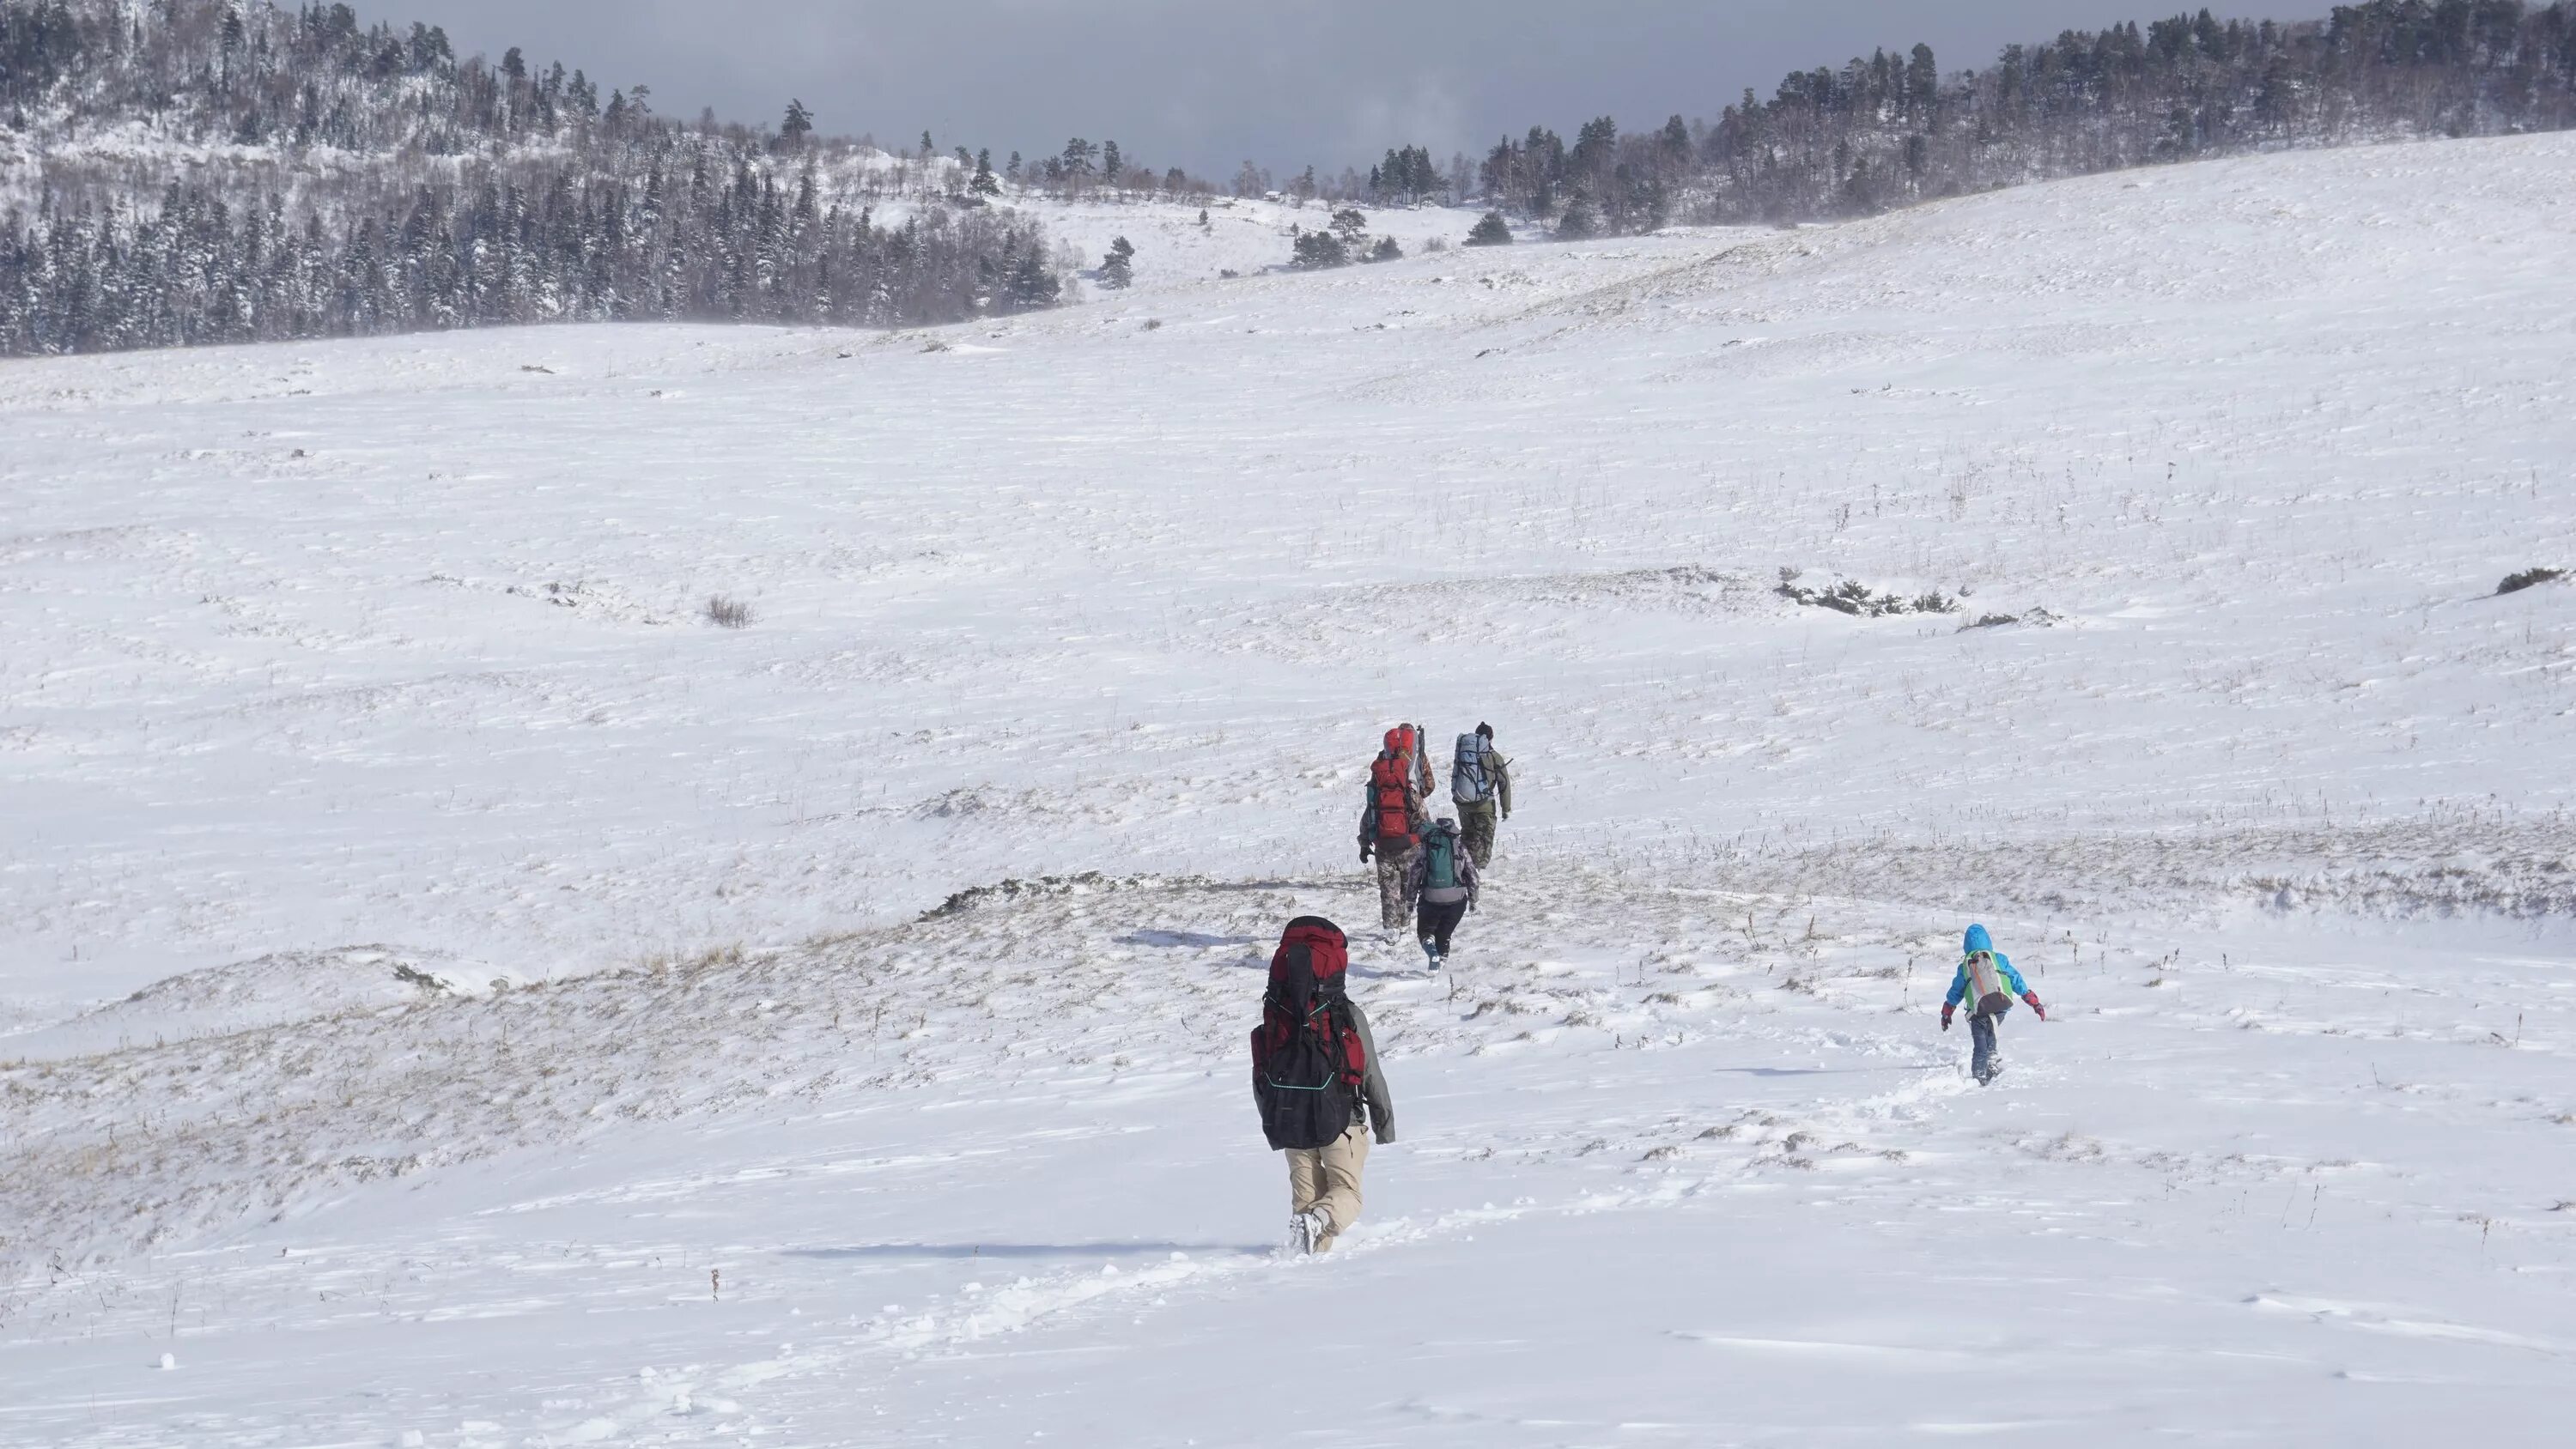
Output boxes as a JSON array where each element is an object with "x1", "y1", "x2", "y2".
[
  {"x1": 1098, "y1": 235, "x2": 1133, "y2": 289},
  {"x1": 1289, "y1": 230, "x2": 1347, "y2": 270}
]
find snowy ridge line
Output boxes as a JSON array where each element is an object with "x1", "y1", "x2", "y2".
[
  {"x1": 0, "y1": 943, "x2": 519, "y2": 1062},
  {"x1": 1619, "y1": 809, "x2": 2576, "y2": 923},
  {"x1": 1202, "y1": 565, "x2": 1771, "y2": 661},
  {"x1": 1458, "y1": 237, "x2": 1789, "y2": 335},
  {"x1": 7, "y1": 808, "x2": 2547, "y2": 1304},
  {"x1": 10, "y1": 885, "x2": 2573, "y2": 1437},
  {"x1": 917, "y1": 870, "x2": 1352, "y2": 920},
  {"x1": 0, "y1": 864, "x2": 1951, "y2": 1306}
]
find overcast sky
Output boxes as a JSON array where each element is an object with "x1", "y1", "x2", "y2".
[{"x1": 413, "y1": 1, "x2": 2194, "y2": 176}]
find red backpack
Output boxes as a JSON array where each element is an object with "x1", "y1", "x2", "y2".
[
  {"x1": 1368, "y1": 729, "x2": 1418, "y2": 846},
  {"x1": 1250, "y1": 917, "x2": 1369, "y2": 1151}
]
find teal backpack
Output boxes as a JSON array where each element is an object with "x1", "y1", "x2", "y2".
[{"x1": 1422, "y1": 825, "x2": 1461, "y2": 890}]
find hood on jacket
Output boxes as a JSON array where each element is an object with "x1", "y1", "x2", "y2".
[
  {"x1": 1963, "y1": 924, "x2": 1994, "y2": 955},
  {"x1": 1382, "y1": 726, "x2": 1406, "y2": 754},
  {"x1": 1268, "y1": 916, "x2": 1349, "y2": 1014}
]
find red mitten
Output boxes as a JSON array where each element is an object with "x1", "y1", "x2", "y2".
[
  {"x1": 1939, "y1": 1003, "x2": 1954, "y2": 1031},
  {"x1": 2023, "y1": 993, "x2": 2046, "y2": 1022}
]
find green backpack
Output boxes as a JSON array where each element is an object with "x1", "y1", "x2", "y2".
[{"x1": 1422, "y1": 827, "x2": 1461, "y2": 890}]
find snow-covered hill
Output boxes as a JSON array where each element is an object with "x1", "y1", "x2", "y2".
[
  {"x1": 1039, "y1": 191, "x2": 1491, "y2": 293},
  {"x1": 3, "y1": 133, "x2": 2574, "y2": 1445}
]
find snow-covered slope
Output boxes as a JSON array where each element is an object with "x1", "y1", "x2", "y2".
[
  {"x1": 1036, "y1": 192, "x2": 1493, "y2": 290},
  {"x1": 3, "y1": 134, "x2": 2574, "y2": 1445}
]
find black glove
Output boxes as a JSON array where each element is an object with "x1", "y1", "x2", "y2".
[{"x1": 1360, "y1": 843, "x2": 1373, "y2": 863}]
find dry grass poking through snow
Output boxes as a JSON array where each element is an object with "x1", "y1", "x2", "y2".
[{"x1": 8, "y1": 811, "x2": 2570, "y2": 1313}]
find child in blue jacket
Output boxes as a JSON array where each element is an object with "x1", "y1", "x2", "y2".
[{"x1": 1942, "y1": 924, "x2": 2046, "y2": 1085}]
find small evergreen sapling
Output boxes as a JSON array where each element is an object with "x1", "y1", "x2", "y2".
[
  {"x1": 1099, "y1": 236, "x2": 1135, "y2": 289},
  {"x1": 1465, "y1": 210, "x2": 1512, "y2": 246},
  {"x1": 1776, "y1": 569, "x2": 1960, "y2": 617}
]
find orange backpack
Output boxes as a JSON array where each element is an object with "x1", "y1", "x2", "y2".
[{"x1": 1369, "y1": 731, "x2": 1418, "y2": 846}]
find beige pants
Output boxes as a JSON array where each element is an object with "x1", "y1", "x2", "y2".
[{"x1": 1285, "y1": 1121, "x2": 1370, "y2": 1252}]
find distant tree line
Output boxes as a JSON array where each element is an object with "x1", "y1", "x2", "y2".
[
  {"x1": 1280, "y1": 205, "x2": 1430, "y2": 270},
  {"x1": 3, "y1": 165, "x2": 1064, "y2": 355},
  {"x1": 0, "y1": 0, "x2": 1069, "y2": 355},
  {"x1": 1423, "y1": 3, "x2": 2576, "y2": 236},
  {"x1": 1002, "y1": 135, "x2": 1226, "y2": 202}
]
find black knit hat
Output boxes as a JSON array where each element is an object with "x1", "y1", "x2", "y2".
[{"x1": 1476, "y1": 722, "x2": 1493, "y2": 738}]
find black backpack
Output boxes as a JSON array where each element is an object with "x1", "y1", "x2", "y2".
[{"x1": 1250, "y1": 918, "x2": 1365, "y2": 1151}]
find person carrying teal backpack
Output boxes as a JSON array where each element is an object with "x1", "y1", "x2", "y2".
[
  {"x1": 1404, "y1": 817, "x2": 1481, "y2": 971},
  {"x1": 1941, "y1": 924, "x2": 2047, "y2": 1085}
]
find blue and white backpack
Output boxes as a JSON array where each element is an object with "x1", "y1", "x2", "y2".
[{"x1": 1451, "y1": 733, "x2": 1492, "y2": 803}]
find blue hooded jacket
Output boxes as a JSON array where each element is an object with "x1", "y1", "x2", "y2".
[{"x1": 1945, "y1": 924, "x2": 2031, "y2": 1009}]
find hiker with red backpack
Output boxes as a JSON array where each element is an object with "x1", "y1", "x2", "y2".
[
  {"x1": 1941, "y1": 924, "x2": 2046, "y2": 1086},
  {"x1": 1251, "y1": 917, "x2": 1396, "y2": 1255},
  {"x1": 1404, "y1": 817, "x2": 1479, "y2": 971},
  {"x1": 1358, "y1": 728, "x2": 1428, "y2": 932}
]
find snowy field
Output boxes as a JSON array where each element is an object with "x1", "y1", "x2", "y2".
[{"x1": 4, "y1": 133, "x2": 2576, "y2": 1445}]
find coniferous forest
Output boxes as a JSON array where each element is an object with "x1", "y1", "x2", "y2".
[
  {"x1": 1462, "y1": 2, "x2": 2576, "y2": 233},
  {"x1": 0, "y1": 0, "x2": 1066, "y2": 356},
  {"x1": 5, "y1": 1, "x2": 2575, "y2": 355}
]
